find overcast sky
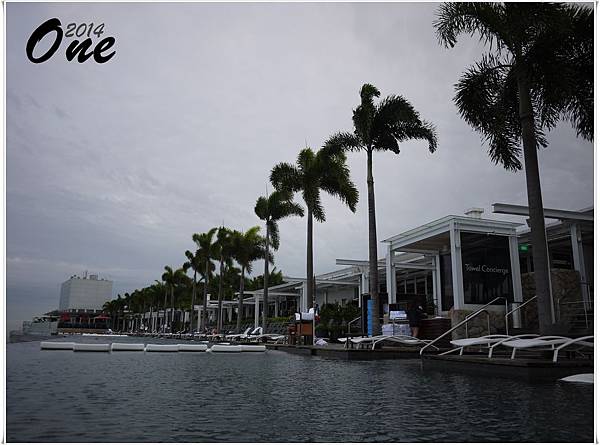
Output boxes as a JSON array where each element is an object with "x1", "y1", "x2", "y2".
[{"x1": 6, "y1": 2, "x2": 593, "y2": 331}]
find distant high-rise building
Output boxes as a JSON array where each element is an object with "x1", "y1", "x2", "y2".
[{"x1": 59, "y1": 274, "x2": 113, "y2": 311}]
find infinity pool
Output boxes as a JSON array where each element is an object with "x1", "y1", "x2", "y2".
[{"x1": 7, "y1": 339, "x2": 594, "y2": 442}]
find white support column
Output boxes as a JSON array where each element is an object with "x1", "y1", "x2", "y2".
[
  {"x1": 227, "y1": 306, "x2": 233, "y2": 322},
  {"x1": 197, "y1": 307, "x2": 201, "y2": 331},
  {"x1": 359, "y1": 271, "x2": 369, "y2": 308},
  {"x1": 433, "y1": 255, "x2": 442, "y2": 315},
  {"x1": 385, "y1": 246, "x2": 397, "y2": 304},
  {"x1": 274, "y1": 297, "x2": 279, "y2": 317},
  {"x1": 570, "y1": 223, "x2": 590, "y2": 308},
  {"x1": 301, "y1": 281, "x2": 308, "y2": 312},
  {"x1": 449, "y1": 222, "x2": 464, "y2": 309},
  {"x1": 509, "y1": 235, "x2": 523, "y2": 303},
  {"x1": 254, "y1": 295, "x2": 259, "y2": 328}
]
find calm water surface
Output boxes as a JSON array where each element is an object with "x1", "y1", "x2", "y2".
[{"x1": 7, "y1": 339, "x2": 594, "y2": 442}]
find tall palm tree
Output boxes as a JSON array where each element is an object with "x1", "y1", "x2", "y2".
[
  {"x1": 162, "y1": 266, "x2": 187, "y2": 332},
  {"x1": 434, "y1": 3, "x2": 592, "y2": 333},
  {"x1": 214, "y1": 227, "x2": 234, "y2": 333},
  {"x1": 325, "y1": 84, "x2": 438, "y2": 335},
  {"x1": 255, "y1": 190, "x2": 304, "y2": 330},
  {"x1": 231, "y1": 226, "x2": 270, "y2": 332},
  {"x1": 271, "y1": 147, "x2": 358, "y2": 312},
  {"x1": 194, "y1": 229, "x2": 218, "y2": 331},
  {"x1": 184, "y1": 247, "x2": 204, "y2": 332}
]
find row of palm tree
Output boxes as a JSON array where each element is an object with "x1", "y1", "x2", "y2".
[{"x1": 104, "y1": 3, "x2": 592, "y2": 336}]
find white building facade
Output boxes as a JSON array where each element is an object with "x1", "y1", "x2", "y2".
[{"x1": 59, "y1": 274, "x2": 113, "y2": 311}]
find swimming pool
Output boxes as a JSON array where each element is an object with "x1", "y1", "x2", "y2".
[{"x1": 6, "y1": 340, "x2": 594, "y2": 442}]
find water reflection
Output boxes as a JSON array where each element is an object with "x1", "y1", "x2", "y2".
[{"x1": 7, "y1": 341, "x2": 593, "y2": 442}]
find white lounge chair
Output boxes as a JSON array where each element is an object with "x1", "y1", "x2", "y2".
[
  {"x1": 245, "y1": 327, "x2": 263, "y2": 342},
  {"x1": 370, "y1": 335, "x2": 439, "y2": 350},
  {"x1": 225, "y1": 327, "x2": 252, "y2": 341},
  {"x1": 489, "y1": 335, "x2": 572, "y2": 359},
  {"x1": 254, "y1": 333, "x2": 285, "y2": 343},
  {"x1": 442, "y1": 334, "x2": 539, "y2": 356},
  {"x1": 552, "y1": 336, "x2": 593, "y2": 362}
]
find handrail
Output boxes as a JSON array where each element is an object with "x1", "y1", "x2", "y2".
[
  {"x1": 419, "y1": 297, "x2": 506, "y2": 355},
  {"x1": 345, "y1": 316, "x2": 362, "y2": 349},
  {"x1": 505, "y1": 296, "x2": 537, "y2": 335}
]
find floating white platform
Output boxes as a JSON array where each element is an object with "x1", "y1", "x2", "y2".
[
  {"x1": 559, "y1": 373, "x2": 594, "y2": 384},
  {"x1": 73, "y1": 343, "x2": 111, "y2": 352},
  {"x1": 178, "y1": 344, "x2": 208, "y2": 352},
  {"x1": 40, "y1": 341, "x2": 75, "y2": 350},
  {"x1": 111, "y1": 343, "x2": 145, "y2": 351},
  {"x1": 145, "y1": 344, "x2": 179, "y2": 352},
  {"x1": 240, "y1": 345, "x2": 266, "y2": 352},
  {"x1": 210, "y1": 344, "x2": 243, "y2": 353}
]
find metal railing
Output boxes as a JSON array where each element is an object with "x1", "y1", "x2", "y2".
[
  {"x1": 557, "y1": 299, "x2": 593, "y2": 330},
  {"x1": 505, "y1": 296, "x2": 537, "y2": 335},
  {"x1": 419, "y1": 297, "x2": 507, "y2": 355},
  {"x1": 344, "y1": 316, "x2": 362, "y2": 349}
]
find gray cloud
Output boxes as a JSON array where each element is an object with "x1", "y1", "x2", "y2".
[{"x1": 6, "y1": 2, "x2": 593, "y2": 331}]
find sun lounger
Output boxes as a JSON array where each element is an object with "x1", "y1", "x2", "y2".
[
  {"x1": 370, "y1": 335, "x2": 439, "y2": 350},
  {"x1": 488, "y1": 335, "x2": 571, "y2": 359},
  {"x1": 226, "y1": 327, "x2": 252, "y2": 341},
  {"x1": 552, "y1": 336, "x2": 593, "y2": 362},
  {"x1": 442, "y1": 334, "x2": 539, "y2": 356},
  {"x1": 253, "y1": 333, "x2": 285, "y2": 343}
]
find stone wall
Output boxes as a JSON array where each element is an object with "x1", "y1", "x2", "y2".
[
  {"x1": 449, "y1": 308, "x2": 506, "y2": 340},
  {"x1": 520, "y1": 268, "x2": 582, "y2": 331},
  {"x1": 449, "y1": 269, "x2": 582, "y2": 338}
]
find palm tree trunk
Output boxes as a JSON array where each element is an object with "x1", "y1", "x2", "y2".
[
  {"x1": 163, "y1": 288, "x2": 168, "y2": 333},
  {"x1": 217, "y1": 258, "x2": 224, "y2": 333},
  {"x1": 202, "y1": 260, "x2": 210, "y2": 331},
  {"x1": 366, "y1": 149, "x2": 381, "y2": 335},
  {"x1": 518, "y1": 77, "x2": 553, "y2": 334},
  {"x1": 306, "y1": 209, "x2": 314, "y2": 311},
  {"x1": 262, "y1": 223, "x2": 270, "y2": 331},
  {"x1": 170, "y1": 286, "x2": 175, "y2": 332},
  {"x1": 237, "y1": 266, "x2": 245, "y2": 332},
  {"x1": 190, "y1": 270, "x2": 197, "y2": 333}
]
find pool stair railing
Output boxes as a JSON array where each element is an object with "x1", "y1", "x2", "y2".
[{"x1": 419, "y1": 297, "x2": 508, "y2": 355}]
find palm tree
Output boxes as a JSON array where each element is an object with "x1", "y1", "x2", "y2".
[
  {"x1": 271, "y1": 147, "x2": 358, "y2": 312},
  {"x1": 434, "y1": 2, "x2": 592, "y2": 333},
  {"x1": 231, "y1": 226, "x2": 270, "y2": 332},
  {"x1": 255, "y1": 190, "x2": 304, "y2": 330},
  {"x1": 162, "y1": 265, "x2": 187, "y2": 332},
  {"x1": 194, "y1": 229, "x2": 218, "y2": 331},
  {"x1": 325, "y1": 84, "x2": 438, "y2": 335},
  {"x1": 214, "y1": 227, "x2": 234, "y2": 333},
  {"x1": 184, "y1": 247, "x2": 204, "y2": 332}
]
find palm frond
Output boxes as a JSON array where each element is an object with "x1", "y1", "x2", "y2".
[
  {"x1": 434, "y1": 2, "x2": 509, "y2": 51},
  {"x1": 322, "y1": 132, "x2": 363, "y2": 155},
  {"x1": 270, "y1": 162, "x2": 302, "y2": 193}
]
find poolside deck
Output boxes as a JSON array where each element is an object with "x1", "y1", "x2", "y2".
[{"x1": 421, "y1": 353, "x2": 593, "y2": 381}]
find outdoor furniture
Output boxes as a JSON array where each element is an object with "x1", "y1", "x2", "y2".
[
  {"x1": 442, "y1": 334, "x2": 539, "y2": 356},
  {"x1": 369, "y1": 335, "x2": 439, "y2": 350},
  {"x1": 552, "y1": 336, "x2": 593, "y2": 362},
  {"x1": 488, "y1": 335, "x2": 572, "y2": 359},
  {"x1": 225, "y1": 327, "x2": 252, "y2": 341}
]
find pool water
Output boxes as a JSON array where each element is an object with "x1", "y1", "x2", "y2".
[{"x1": 6, "y1": 340, "x2": 594, "y2": 442}]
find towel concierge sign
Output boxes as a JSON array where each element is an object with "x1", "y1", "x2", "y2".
[{"x1": 461, "y1": 232, "x2": 514, "y2": 305}]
